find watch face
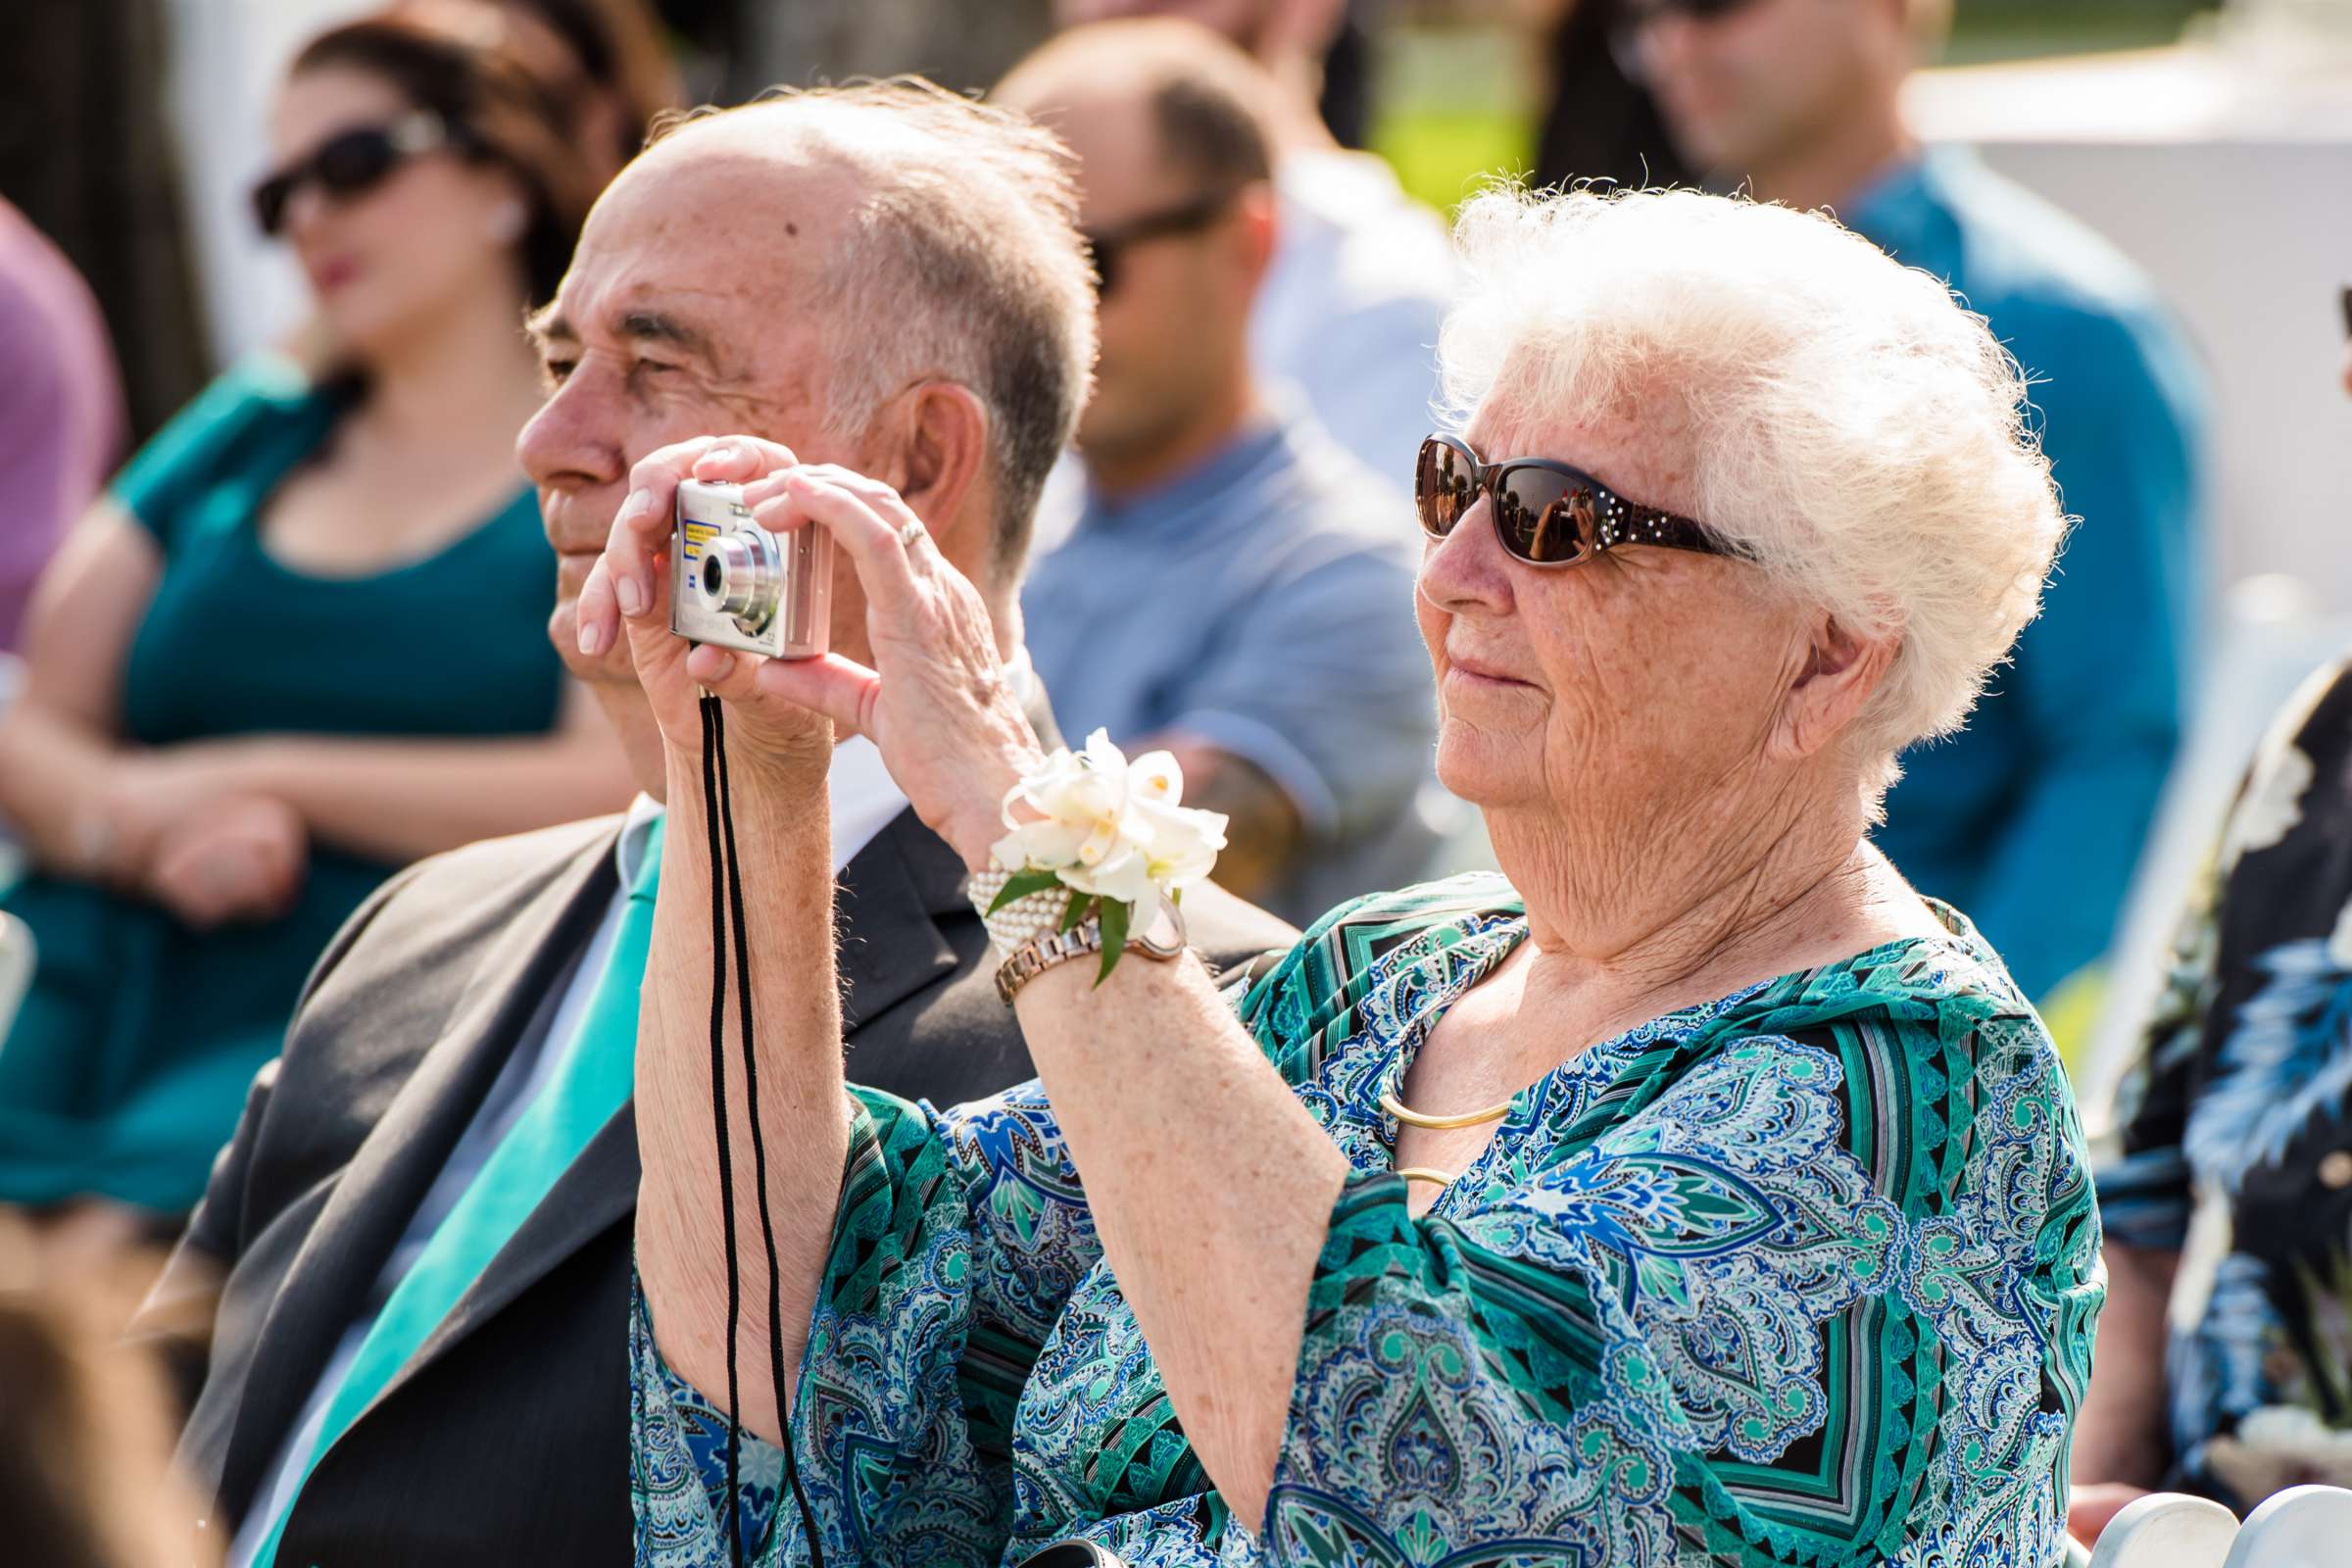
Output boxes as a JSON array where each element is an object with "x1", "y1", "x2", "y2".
[{"x1": 1133, "y1": 895, "x2": 1188, "y2": 958}]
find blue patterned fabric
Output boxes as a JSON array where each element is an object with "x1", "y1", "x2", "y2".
[
  {"x1": 2097, "y1": 658, "x2": 2352, "y2": 1507},
  {"x1": 632, "y1": 874, "x2": 2102, "y2": 1565}
]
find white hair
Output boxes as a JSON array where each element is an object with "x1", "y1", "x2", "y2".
[
  {"x1": 1439, "y1": 184, "x2": 2067, "y2": 772},
  {"x1": 655, "y1": 83, "x2": 1099, "y2": 567}
]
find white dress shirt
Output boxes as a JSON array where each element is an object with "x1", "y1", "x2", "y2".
[{"x1": 231, "y1": 742, "x2": 907, "y2": 1564}]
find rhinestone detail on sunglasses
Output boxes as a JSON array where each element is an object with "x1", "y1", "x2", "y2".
[{"x1": 1414, "y1": 433, "x2": 1744, "y2": 568}]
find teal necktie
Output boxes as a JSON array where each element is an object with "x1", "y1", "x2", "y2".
[{"x1": 249, "y1": 818, "x2": 663, "y2": 1567}]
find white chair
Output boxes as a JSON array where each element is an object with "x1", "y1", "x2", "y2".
[
  {"x1": 2087, "y1": 1492, "x2": 2240, "y2": 1568},
  {"x1": 0, "y1": 910, "x2": 30, "y2": 1046},
  {"x1": 2223, "y1": 1484, "x2": 2352, "y2": 1568}
]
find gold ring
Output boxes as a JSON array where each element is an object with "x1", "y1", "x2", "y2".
[{"x1": 898, "y1": 517, "x2": 925, "y2": 547}]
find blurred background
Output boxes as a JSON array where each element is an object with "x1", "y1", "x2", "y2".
[{"x1": 3, "y1": 0, "x2": 2349, "y2": 1116}]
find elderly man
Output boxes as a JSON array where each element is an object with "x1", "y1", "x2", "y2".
[
  {"x1": 137, "y1": 83, "x2": 1291, "y2": 1565},
  {"x1": 998, "y1": 21, "x2": 1437, "y2": 924},
  {"x1": 1627, "y1": 0, "x2": 2209, "y2": 1003}
]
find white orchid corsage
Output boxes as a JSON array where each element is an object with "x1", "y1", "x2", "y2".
[{"x1": 980, "y1": 729, "x2": 1229, "y2": 983}]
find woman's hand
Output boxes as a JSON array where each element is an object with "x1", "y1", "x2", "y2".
[
  {"x1": 574, "y1": 437, "x2": 834, "y2": 787},
  {"x1": 86, "y1": 746, "x2": 257, "y2": 887},
  {"x1": 141, "y1": 794, "x2": 308, "y2": 929},
  {"x1": 703, "y1": 465, "x2": 1045, "y2": 870},
  {"x1": 2067, "y1": 1483, "x2": 2151, "y2": 1547}
]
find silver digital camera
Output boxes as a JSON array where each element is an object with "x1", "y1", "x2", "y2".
[{"x1": 668, "y1": 479, "x2": 833, "y2": 660}]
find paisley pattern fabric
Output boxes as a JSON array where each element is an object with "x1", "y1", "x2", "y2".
[
  {"x1": 630, "y1": 873, "x2": 2102, "y2": 1566},
  {"x1": 2099, "y1": 658, "x2": 2352, "y2": 1507}
]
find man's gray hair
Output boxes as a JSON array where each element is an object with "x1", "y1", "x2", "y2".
[
  {"x1": 652, "y1": 81, "x2": 1097, "y2": 569},
  {"x1": 1440, "y1": 185, "x2": 2066, "y2": 779}
]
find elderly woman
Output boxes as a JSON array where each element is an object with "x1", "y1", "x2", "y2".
[{"x1": 588, "y1": 186, "x2": 2097, "y2": 1566}]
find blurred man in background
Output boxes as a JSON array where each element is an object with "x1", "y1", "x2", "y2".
[
  {"x1": 998, "y1": 20, "x2": 1438, "y2": 923},
  {"x1": 1629, "y1": 0, "x2": 2209, "y2": 1004},
  {"x1": 1049, "y1": 0, "x2": 1453, "y2": 482}
]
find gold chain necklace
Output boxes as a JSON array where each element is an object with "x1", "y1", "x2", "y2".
[{"x1": 1381, "y1": 1090, "x2": 1513, "y2": 1187}]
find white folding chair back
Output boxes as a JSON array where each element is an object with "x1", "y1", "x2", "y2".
[
  {"x1": 2222, "y1": 1484, "x2": 2352, "y2": 1568},
  {"x1": 2088, "y1": 1492, "x2": 2240, "y2": 1568},
  {"x1": 0, "y1": 910, "x2": 32, "y2": 1047}
]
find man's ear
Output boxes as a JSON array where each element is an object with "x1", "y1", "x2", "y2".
[
  {"x1": 884, "y1": 379, "x2": 992, "y2": 557},
  {"x1": 1230, "y1": 180, "x2": 1279, "y2": 292},
  {"x1": 1773, "y1": 611, "x2": 1896, "y2": 762}
]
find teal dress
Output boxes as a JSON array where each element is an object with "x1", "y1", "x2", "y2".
[
  {"x1": 630, "y1": 875, "x2": 2104, "y2": 1566},
  {"x1": 0, "y1": 357, "x2": 565, "y2": 1212}
]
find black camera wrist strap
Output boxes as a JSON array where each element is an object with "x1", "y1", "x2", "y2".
[{"x1": 698, "y1": 691, "x2": 824, "y2": 1568}]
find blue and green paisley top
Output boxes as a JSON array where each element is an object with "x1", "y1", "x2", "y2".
[{"x1": 630, "y1": 874, "x2": 2103, "y2": 1566}]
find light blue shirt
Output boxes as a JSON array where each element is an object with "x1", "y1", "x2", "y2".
[
  {"x1": 1022, "y1": 413, "x2": 1437, "y2": 924},
  {"x1": 1847, "y1": 146, "x2": 2210, "y2": 1002},
  {"x1": 1252, "y1": 150, "x2": 1456, "y2": 486}
]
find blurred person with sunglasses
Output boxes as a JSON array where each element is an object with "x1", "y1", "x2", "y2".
[
  {"x1": 1625, "y1": 0, "x2": 2210, "y2": 1009},
  {"x1": 593, "y1": 183, "x2": 2096, "y2": 1567},
  {"x1": 0, "y1": 4, "x2": 631, "y2": 1221},
  {"x1": 996, "y1": 18, "x2": 1437, "y2": 922},
  {"x1": 1048, "y1": 0, "x2": 1454, "y2": 484}
]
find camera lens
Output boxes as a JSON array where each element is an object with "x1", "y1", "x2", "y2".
[{"x1": 695, "y1": 526, "x2": 783, "y2": 632}]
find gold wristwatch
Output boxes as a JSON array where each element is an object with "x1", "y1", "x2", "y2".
[{"x1": 994, "y1": 894, "x2": 1189, "y2": 1005}]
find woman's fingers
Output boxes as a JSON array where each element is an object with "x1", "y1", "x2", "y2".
[
  {"x1": 575, "y1": 554, "x2": 618, "y2": 657},
  {"x1": 606, "y1": 440, "x2": 712, "y2": 620},
  {"x1": 690, "y1": 436, "x2": 799, "y2": 485},
  {"x1": 610, "y1": 437, "x2": 805, "y2": 622},
  {"x1": 685, "y1": 637, "x2": 870, "y2": 733},
  {"x1": 749, "y1": 471, "x2": 926, "y2": 619},
  {"x1": 750, "y1": 652, "x2": 884, "y2": 738}
]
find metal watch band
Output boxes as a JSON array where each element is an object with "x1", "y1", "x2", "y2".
[{"x1": 994, "y1": 918, "x2": 1104, "y2": 1005}]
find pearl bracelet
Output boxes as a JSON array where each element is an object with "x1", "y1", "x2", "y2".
[{"x1": 966, "y1": 866, "x2": 1078, "y2": 956}]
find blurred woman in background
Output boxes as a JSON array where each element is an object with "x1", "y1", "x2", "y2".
[{"x1": 0, "y1": 2, "x2": 633, "y2": 1222}]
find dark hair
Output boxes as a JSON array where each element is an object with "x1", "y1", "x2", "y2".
[
  {"x1": 1148, "y1": 64, "x2": 1274, "y2": 193},
  {"x1": 291, "y1": 4, "x2": 602, "y2": 303},
  {"x1": 496, "y1": 0, "x2": 682, "y2": 169}
]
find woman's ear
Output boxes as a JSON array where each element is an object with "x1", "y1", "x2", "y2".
[{"x1": 1773, "y1": 611, "x2": 1896, "y2": 762}]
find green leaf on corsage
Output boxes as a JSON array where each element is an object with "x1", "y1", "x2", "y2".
[
  {"x1": 987, "y1": 867, "x2": 1064, "y2": 914},
  {"x1": 1059, "y1": 892, "x2": 1097, "y2": 933},
  {"x1": 1096, "y1": 897, "x2": 1131, "y2": 985}
]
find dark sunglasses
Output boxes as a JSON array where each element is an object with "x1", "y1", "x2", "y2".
[
  {"x1": 1610, "y1": 0, "x2": 1763, "y2": 74},
  {"x1": 1616, "y1": 0, "x2": 1761, "y2": 28},
  {"x1": 1083, "y1": 189, "x2": 1237, "y2": 296},
  {"x1": 250, "y1": 112, "x2": 454, "y2": 238},
  {"x1": 1414, "y1": 434, "x2": 1744, "y2": 568}
]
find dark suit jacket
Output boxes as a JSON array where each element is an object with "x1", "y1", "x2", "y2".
[{"x1": 145, "y1": 807, "x2": 1293, "y2": 1565}]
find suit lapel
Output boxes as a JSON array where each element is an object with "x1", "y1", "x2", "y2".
[
  {"x1": 375, "y1": 1102, "x2": 640, "y2": 1418},
  {"x1": 318, "y1": 808, "x2": 969, "y2": 1443},
  {"x1": 835, "y1": 808, "x2": 964, "y2": 1030},
  {"x1": 220, "y1": 828, "x2": 619, "y2": 1514}
]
